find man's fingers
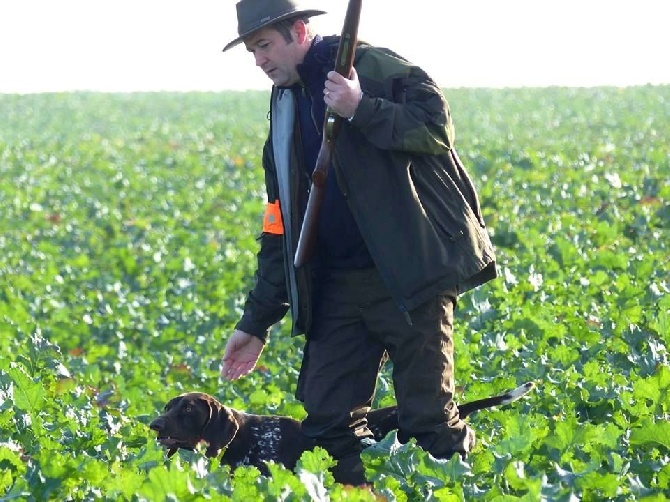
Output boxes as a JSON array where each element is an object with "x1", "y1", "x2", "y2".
[
  {"x1": 327, "y1": 70, "x2": 348, "y2": 84},
  {"x1": 221, "y1": 361, "x2": 240, "y2": 380},
  {"x1": 220, "y1": 330, "x2": 263, "y2": 380},
  {"x1": 220, "y1": 356, "x2": 256, "y2": 380},
  {"x1": 222, "y1": 339, "x2": 240, "y2": 359},
  {"x1": 220, "y1": 354, "x2": 240, "y2": 376},
  {"x1": 223, "y1": 365, "x2": 253, "y2": 381},
  {"x1": 327, "y1": 68, "x2": 358, "y2": 84}
]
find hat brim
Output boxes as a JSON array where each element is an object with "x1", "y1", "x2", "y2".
[{"x1": 222, "y1": 9, "x2": 326, "y2": 52}]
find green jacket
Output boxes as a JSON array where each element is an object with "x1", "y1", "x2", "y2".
[{"x1": 235, "y1": 38, "x2": 497, "y2": 341}]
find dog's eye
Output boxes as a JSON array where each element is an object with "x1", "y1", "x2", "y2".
[{"x1": 185, "y1": 406, "x2": 192, "y2": 413}]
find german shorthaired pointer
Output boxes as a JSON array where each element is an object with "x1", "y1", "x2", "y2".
[{"x1": 149, "y1": 382, "x2": 534, "y2": 473}]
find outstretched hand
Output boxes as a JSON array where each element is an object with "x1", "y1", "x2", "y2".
[{"x1": 221, "y1": 329, "x2": 265, "y2": 381}]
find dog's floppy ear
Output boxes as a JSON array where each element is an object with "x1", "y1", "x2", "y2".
[{"x1": 201, "y1": 398, "x2": 239, "y2": 458}]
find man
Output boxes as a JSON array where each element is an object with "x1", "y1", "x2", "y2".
[{"x1": 220, "y1": 0, "x2": 497, "y2": 485}]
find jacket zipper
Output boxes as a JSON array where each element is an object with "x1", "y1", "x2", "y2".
[
  {"x1": 302, "y1": 86, "x2": 322, "y2": 143},
  {"x1": 331, "y1": 147, "x2": 414, "y2": 327}
]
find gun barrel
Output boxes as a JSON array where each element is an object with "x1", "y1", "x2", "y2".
[{"x1": 293, "y1": 0, "x2": 363, "y2": 268}]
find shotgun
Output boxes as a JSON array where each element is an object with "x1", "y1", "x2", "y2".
[{"x1": 293, "y1": 0, "x2": 363, "y2": 268}]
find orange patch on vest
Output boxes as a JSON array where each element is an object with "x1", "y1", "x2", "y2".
[{"x1": 263, "y1": 200, "x2": 284, "y2": 235}]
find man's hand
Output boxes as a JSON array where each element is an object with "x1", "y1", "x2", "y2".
[
  {"x1": 221, "y1": 329, "x2": 265, "y2": 381},
  {"x1": 324, "y1": 67, "x2": 362, "y2": 120}
]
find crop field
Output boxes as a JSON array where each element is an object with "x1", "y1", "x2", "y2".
[{"x1": 0, "y1": 86, "x2": 668, "y2": 500}]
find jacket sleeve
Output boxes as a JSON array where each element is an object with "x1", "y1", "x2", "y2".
[
  {"x1": 234, "y1": 138, "x2": 290, "y2": 342},
  {"x1": 349, "y1": 47, "x2": 455, "y2": 155}
]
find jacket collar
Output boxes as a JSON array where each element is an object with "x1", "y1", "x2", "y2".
[{"x1": 295, "y1": 35, "x2": 331, "y2": 88}]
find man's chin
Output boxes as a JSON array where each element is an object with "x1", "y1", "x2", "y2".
[
  {"x1": 269, "y1": 76, "x2": 287, "y2": 87},
  {"x1": 266, "y1": 72, "x2": 296, "y2": 88}
]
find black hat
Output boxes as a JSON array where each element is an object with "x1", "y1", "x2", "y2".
[{"x1": 223, "y1": 0, "x2": 327, "y2": 52}]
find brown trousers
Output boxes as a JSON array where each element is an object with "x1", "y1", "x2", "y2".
[{"x1": 297, "y1": 267, "x2": 472, "y2": 484}]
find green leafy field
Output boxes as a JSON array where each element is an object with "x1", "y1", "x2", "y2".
[{"x1": 1, "y1": 86, "x2": 668, "y2": 500}]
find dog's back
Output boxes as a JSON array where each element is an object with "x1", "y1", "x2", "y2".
[{"x1": 221, "y1": 411, "x2": 313, "y2": 471}]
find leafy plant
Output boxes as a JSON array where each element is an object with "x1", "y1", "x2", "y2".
[{"x1": 0, "y1": 86, "x2": 668, "y2": 499}]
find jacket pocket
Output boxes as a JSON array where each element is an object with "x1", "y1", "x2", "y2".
[
  {"x1": 449, "y1": 149, "x2": 486, "y2": 228},
  {"x1": 409, "y1": 156, "x2": 478, "y2": 243}
]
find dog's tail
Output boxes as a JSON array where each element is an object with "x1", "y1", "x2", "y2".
[{"x1": 458, "y1": 381, "x2": 535, "y2": 419}]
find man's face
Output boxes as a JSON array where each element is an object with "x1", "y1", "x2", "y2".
[{"x1": 244, "y1": 25, "x2": 304, "y2": 87}]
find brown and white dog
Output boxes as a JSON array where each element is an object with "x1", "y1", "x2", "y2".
[{"x1": 149, "y1": 382, "x2": 534, "y2": 473}]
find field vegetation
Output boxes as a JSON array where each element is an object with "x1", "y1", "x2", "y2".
[{"x1": 0, "y1": 86, "x2": 668, "y2": 500}]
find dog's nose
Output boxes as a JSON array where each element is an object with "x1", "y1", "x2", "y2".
[{"x1": 149, "y1": 418, "x2": 164, "y2": 431}]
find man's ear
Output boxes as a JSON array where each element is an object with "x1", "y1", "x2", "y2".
[{"x1": 292, "y1": 19, "x2": 308, "y2": 44}]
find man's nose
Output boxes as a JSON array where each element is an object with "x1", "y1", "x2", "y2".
[{"x1": 254, "y1": 52, "x2": 267, "y2": 67}]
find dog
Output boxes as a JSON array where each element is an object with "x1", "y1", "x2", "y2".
[{"x1": 149, "y1": 382, "x2": 534, "y2": 474}]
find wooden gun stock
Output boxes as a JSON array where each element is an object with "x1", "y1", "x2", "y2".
[{"x1": 293, "y1": 0, "x2": 362, "y2": 268}]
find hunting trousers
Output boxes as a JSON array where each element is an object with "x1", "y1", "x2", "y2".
[{"x1": 297, "y1": 267, "x2": 473, "y2": 485}]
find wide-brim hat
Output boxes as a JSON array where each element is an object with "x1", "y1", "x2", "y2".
[{"x1": 223, "y1": 0, "x2": 327, "y2": 52}]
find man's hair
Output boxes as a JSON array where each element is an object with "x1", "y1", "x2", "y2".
[{"x1": 273, "y1": 15, "x2": 314, "y2": 43}]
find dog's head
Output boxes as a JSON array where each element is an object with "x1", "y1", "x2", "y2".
[{"x1": 150, "y1": 392, "x2": 239, "y2": 458}]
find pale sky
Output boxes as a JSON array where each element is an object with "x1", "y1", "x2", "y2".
[{"x1": 1, "y1": 0, "x2": 668, "y2": 93}]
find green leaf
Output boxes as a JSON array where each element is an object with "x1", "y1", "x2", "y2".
[
  {"x1": 0, "y1": 446, "x2": 26, "y2": 482},
  {"x1": 545, "y1": 416, "x2": 586, "y2": 453},
  {"x1": 104, "y1": 464, "x2": 147, "y2": 499},
  {"x1": 629, "y1": 420, "x2": 670, "y2": 449},
  {"x1": 6, "y1": 364, "x2": 46, "y2": 412},
  {"x1": 656, "y1": 462, "x2": 670, "y2": 490},
  {"x1": 494, "y1": 413, "x2": 539, "y2": 458},
  {"x1": 297, "y1": 470, "x2": 328, "y2": 501},
  {"x1": 230, "y1": 466, "x2": 263, "y2": 499},
  {"x1": 502, "y1": 461, "x2": 543, "y2": 497},
  {"x1": 265, "y1": 463, "x2": 308, "y2": 499},
  {"x1": 576, "y1": 470, "x2": 621, "y2": 498},
  {"x1": 140, "y1": 464, "x2": 194, "y2": 500},
  {"x1": 417, "y1": 452, "x2": 472, "y2": 483}
]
